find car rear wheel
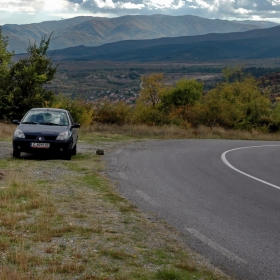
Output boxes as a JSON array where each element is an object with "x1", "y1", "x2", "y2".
[{"x1": 13, "y1": 150, "x2": 21, "y2": 158}]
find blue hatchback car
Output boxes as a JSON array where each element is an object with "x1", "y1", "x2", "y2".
[{"x1": 12, "y1": 108, "x2": 80, "y2": 160}]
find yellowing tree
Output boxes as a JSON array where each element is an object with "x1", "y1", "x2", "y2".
[
  {"x1": 133, "y1": 73, "x2": 169, "y2": 125},
  {"x1": 139, "y1": 73, "x2": 164, "y2": 107}
]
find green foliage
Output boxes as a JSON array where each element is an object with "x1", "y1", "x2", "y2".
[
  {"x1": 222, "y1": 65, "x2": 245, "y2": 83},
  {"x1": 133, "y1": 102, "x2": 168, "y2": 125},
  {"x1": 167, "y1": 79, "x2": 203, "y2": 107},
  {"x1": 154, "y1": 268, "x2": 182, "y2": 280},
  {"x1": 0, "y1": 33, "x2": 57, "y2": 120},
  {"x1": 9, "y1": 35, "x2": 56, "y2": 119},
  {"x1": 0, "y1": 28, "x2": 14, "y2": 119},
  {"x1": 0, "y1": 28, "x2": 13, "y2": 77},
  {"x1": 93, "y1": 101, "x2": 131, "y2": 125},
  {"x1": 160, "y1": 79, "x2": 203, "y2": 123},
  {"x1": 200, "y1": 76, "x2": 271, "y2": 130}
]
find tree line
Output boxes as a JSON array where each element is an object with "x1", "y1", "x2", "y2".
[{"x1": 1, "y1": 28, "x2": 280, "y2": 133}]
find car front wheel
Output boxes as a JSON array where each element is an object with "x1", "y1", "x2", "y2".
[
  {"x1": 72, "y1": 144, "x2": 77, "y2": 155},
  {"x1": 63, "y1": 151, "x2": 72, "y2": 160},
  {"x1": 13, "y1": 150, "x2": 21, "y2": 158}
]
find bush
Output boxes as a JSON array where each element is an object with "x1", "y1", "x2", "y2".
[{"x1": 93, "y1": 101, "x2": 131, "y2": 125}]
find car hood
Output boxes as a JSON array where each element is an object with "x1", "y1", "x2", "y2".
[{"x1": 18, "y1": 124, "x2": 68, "y2": 136}]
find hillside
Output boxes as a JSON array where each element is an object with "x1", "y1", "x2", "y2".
[
  {"x1": 49, "y1": 25, "x2": 280, "y2": 62},
  {"x1": 3, "y1": 14, "x2": 278, "y2": 54}
]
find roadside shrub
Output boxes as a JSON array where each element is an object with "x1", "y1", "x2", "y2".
[
  {"x1": 93, "y1": 101, "x2": 131, "y2": 125},
  {"x1": 132, "y1": 103, "x2": 169, "y2": 126}
]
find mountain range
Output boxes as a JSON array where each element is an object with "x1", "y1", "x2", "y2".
[
  {"x1": 3, "y1": 14, "x2": 279, "y2": 54},
  {"x1": 49, "y1": 24, "x2": 280, "y2": 62}
]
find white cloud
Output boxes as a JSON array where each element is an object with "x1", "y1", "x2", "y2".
[
  {"x1": 2, "y1": 0, "x2": 280, "y2": 25},
  {"x1": 0, "y1": 0, "x2": 74, "y2": 13},
  {"x1": 117, "y1": 2, "x2": 145, "y2": 9},
  {"x1": 143, "y1": 0, "x2": 185, "y2": 9},
  {"x1": 94, "y1": 0, "x2": 115, "y2": 8},
  {"x1": 234, "y1": 7, "x2": 252, "y2": 15},
  {"x1": 43, "y1": 0, "x2": 72, "y2": 11},
  {"x1": 271, "y1": 0, "x2": 280, "y2": 6},
  {"x1": 195, "y1": 0, "x2": 211, "y2": 9}
]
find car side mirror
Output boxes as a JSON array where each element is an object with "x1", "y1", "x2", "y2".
[
  {"x1": 12, "y1": 120, "x2": 20, "y2": 125},
  {"x1": 72, "y1": 123, "x2": 80, "y2": 128}
]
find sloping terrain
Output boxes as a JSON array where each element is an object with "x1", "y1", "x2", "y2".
[
  {"x1": 3, "y1": 14, "x2": 278, "y2": 53},
  {"x1": 49, "y1": 25, "x2": 280, "y2": 62}
]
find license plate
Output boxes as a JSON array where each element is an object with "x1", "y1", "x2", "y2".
[{"x1": 30, "y1": 143, "x2": 50, "y2": 149}]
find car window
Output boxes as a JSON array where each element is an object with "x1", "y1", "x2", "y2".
[{"x1": 22, "y1": 110, "x2": 69, "y2": 126}]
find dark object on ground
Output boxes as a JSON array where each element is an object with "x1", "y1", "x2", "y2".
[
  {"x1": 12, "y1": 108, "x2": 80, "y2": 160},
  {"x1": 96, "y1": 149, "x2": 104, "y2": 155}
]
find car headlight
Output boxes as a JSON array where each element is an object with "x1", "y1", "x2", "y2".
[
  {"x1": 56, "y1": 131, "x2": 71, "y2": 140},
  {"x1": 14, "y1": 129, "x2": 25, "y2": 138}
]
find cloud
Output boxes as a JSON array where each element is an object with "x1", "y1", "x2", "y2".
[
  {"x1": 67, "y1": 0, "x2": 280, "y2": 19},
  {"x1": 2, "y1": 0, "x2": 280, "y2": 25}
]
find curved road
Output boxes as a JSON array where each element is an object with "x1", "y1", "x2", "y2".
[{"x1": 105, "y1": 139, "x2": 280, "y2": 280}]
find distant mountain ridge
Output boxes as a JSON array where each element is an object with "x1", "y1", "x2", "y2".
[
  {"x1": 49, "y1": 25, "x2": 280, "y2": 62},
  {"x1": 3, "y1": 14, "x2": 279, "y2": 54}
]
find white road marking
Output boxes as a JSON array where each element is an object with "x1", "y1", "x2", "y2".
[
  {"x1": 118, "y1": 172, "x2": 128, "y2": 180},
  {"x1": 221, "y1": 145, "x2": 280, "y2": 191},
  {"x1": 185, "y1": 228, "x2": 247, "y2": 264},
  {"x1": 136, "y1": 190, "x2": 160, "y2": 207}
]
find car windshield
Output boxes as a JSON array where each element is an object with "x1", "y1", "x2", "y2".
[{"x1": 22, "y1": 110, "x2": 69, "y2": 126}]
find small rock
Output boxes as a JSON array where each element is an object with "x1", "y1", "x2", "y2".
[
  {"x1": 0, "y1": 171, "x2": 5, "y2": 180},
  {"x1": 96, "y1": 149, "x2": 104, "y2": 155}
]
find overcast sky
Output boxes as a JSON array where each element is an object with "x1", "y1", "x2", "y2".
[{"x1": 1, "y1": 0, "x2": 280, "y2": 26}]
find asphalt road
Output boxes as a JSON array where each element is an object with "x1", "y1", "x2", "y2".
[{"x1": 105, "y1": 139, "x2": 280, "y2": 280}]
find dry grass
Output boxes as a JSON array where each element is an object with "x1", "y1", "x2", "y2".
[
  {"x1": 4, "y1": 121, "x2": 280, "y2": 141},
  {"x1": 0, "y1": 123, "x2": 14, "y2": 140},
  {"x1": 0, "y1": 138, "x2": 231, "y2": 280},
  {"x1": 80, "y1": 123, "x2": 280, "y2": 141},
  {"x1": 3, "y1": 121, "x2": 275, "y2": 279}
]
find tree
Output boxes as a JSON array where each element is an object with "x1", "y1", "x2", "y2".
[
  {"x1": 0, "y1": 34, "x2": 57, "y2": 120},
  {"x1": 139, "y1": 73, "x2": 164, "y2": 107},
  {"x1": 0, "y1": 27, "x2": 14, "y2": 119},
  {"x1": 161, "y1": 79, "x2": 203, "y2": 121},
  {"x1": 222, "y1": 65, "x2": 244, "y2": 83},
  {"x1": 133, "y1": 73, "x2": 169, "y2": 125},
  {"x1": 0, "y1": 28, "x2": 13, "y2": 77},
  {"x1": 201, "y1": 74, "x2": 271, "y2": 130}
]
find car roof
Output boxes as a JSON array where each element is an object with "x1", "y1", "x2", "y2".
[{"x1": 29, "y1": 108, "x2": 69, "y2": 113}]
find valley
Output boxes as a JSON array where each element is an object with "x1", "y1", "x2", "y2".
[{"x1": 48, "y1": 59, "x2": 280, "y2": 102}]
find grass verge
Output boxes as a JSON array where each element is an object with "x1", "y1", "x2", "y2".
[
  {"x1": 0, "y1": 131, "x2": 231, "y2": 280},
  {"x1": 2, "y1": 122, "x2": 278, "y2": 279}
]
